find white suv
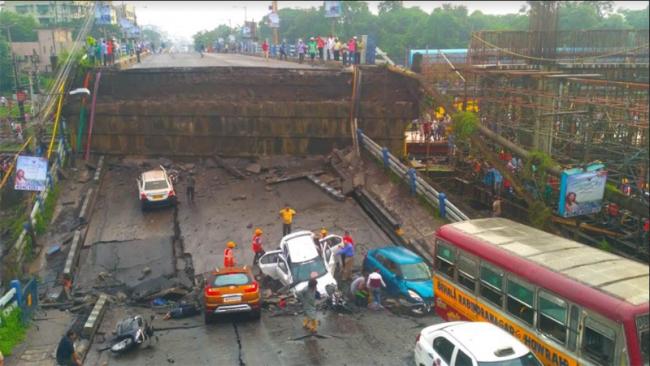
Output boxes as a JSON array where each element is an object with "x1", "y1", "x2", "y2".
[
  {"x1": 258, "y1": 230, "x2": 339, "y2": 297},
  {"x1": 414, "y1": 321, "x2": 542, "y2": 366},
  {"x1": 136, "y1": 166, "x2": 176, "y2": 210}
]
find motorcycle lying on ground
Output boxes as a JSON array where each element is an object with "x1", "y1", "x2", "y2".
[
  {"x1": 323, "y1": 283, "x2": 354, "y2": 314},
  {"x1": 110, "y1": 315, "x2": 157, "y2": 355}
]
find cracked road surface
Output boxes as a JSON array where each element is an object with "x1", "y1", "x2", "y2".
[
  {"x1": 82, "y1": 156, "x2": 442, "y2": 365},
  {"x1": 130, "y1": 52, "x2": 327, "y2": 69}
]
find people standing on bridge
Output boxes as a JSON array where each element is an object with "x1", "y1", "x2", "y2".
[
  {"x1": 334, "y1": 37, "x2": 341, "y2": 61},
  {"x1": 348, "y1": 37, "x2": 357, "y2": 65},
  {"x1": 252, "y1": 228, "x2": 265, "y2": 266},
  {"x1": 356, "y1": 36, "x2": 364, "y2": 65},
  {"x1": 101, "y1": 39, "x2": 108, "y2": 66},
  {"x1": 326, "y1": 35, "x2": 335, "y2": 61},
  {"x1": 297, "y1": 39, "x2": 306, "y2": 64},
  {"x1": 107, "y1": 39, "x2": 114, "y2": 65},
  {"x1": 341, "y1": 41, "x2": 349, "y2": 66},
  {"x1": 308, "y1": 37, "x2": 317, "y2": 66},
  {"x1": 317, "y1": 35, "x2": 325, "y2": 62},
  {"x1": 279, "y1": 39, "x2": 288, "y2": 60},
  {"x1": 262, "y1": 39, "x2": 270, "y2": 60},
  {"x1": 279, "y1": 204, "x2": 296, "y2": 236},
  {"x1": 186, "y1": 172, "x2": 195, "y2": 204},
  {"x1": 224, "y1": 241, "x2": 236, "y2": 268}
]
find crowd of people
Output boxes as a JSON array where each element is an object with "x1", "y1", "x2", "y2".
[
  {"x1": 410, "y1": 113, "x2": 452, "y2": 143},
  {"x1": 85, "y1": 37, "x2": 149, "y2": 67}
]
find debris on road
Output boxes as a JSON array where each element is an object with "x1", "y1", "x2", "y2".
[
  {"x1": 265, "y1": 170, "x2": 325, "y2": 185},
  {"x1": 306, "y1": 174, "x2": 346, "y2": 201},
  {"x1": 214, "y1": 155, "x2": 245, "y2": 179},
  {"x1": 245, "y1": 163, "x2": 262, "y2": 174},
  {"x1": 232, "y1": 195, "x2": 247, "y2": 201}
]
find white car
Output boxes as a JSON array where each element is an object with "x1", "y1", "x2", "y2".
[
  {"x1": 414, "y1": 321, "x2": 542, "y2": 366},
  {"x1": 136, "y1": 166, "x2": 177, "y2": 210},
  {"x1": 258, "y1": 230, "x2": 339, "y2": 297}
]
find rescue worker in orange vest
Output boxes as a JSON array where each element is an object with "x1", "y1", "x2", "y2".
[
  {"x1": 224, "y1": 241, "x2": 236, "y2": 268},
  {"x1": 252, "y1": 228, "x2": 265, "y2": 266}
]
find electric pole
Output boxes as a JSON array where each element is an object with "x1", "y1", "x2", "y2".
[
  {"x1": 2, "y1": 24, "x2": 26, "y2": 123},
  {"x1": 272, "y1": 1, "x2": 279, "y2": 45}
]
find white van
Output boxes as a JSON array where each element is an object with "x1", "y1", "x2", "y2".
[{"x1": 258, "y1": 230, "x2": 339, "y2": 296}]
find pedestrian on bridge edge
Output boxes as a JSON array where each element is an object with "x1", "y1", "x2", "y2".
[
  {"x1": 367, "y1": 269, "x2": 386, "y2": 309},
  {"x1": 279, "y1": 204, "x2": 296, "y2": 236},
  {"x1": 308, "y1": 37, "x2": 317, "y2": 66},
  {"x1": 262, "y1": 39, "x2": 269, "y2": 60},
  {"x1": 186, "y1": 172, "x2": 195, "y2": 204},
  {"x1": 56, "y1": 330, "x2": 82, "y2": 366},
  {"x1": 224, "y1": 241, "x2": 236, "y2": 268},
  {"x1": 252, "y1": 228, "x2": 265, "y2": 266}
]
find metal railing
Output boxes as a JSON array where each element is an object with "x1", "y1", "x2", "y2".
[{"x1": 357, "y1": 129, "x2": 469, "y2": 223}]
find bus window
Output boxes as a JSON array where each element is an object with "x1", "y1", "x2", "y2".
[
  {"x1": 506, "y1": 277, "x2": 535, "y2": 326},
  {"x1": 480, "y1": 265, "x2": 503, "y2": 307},
  {"x1": 436, "y1": 242, "x2": 456, "y2": 279},
  {"x1": 538, "y1": 291, "x2": 567, "y2": 344},
  {"x1": 567, "y1": 305, "x2": 581, "y2": 351},
  {"x1": 582, "y1": 317, "x2": 616, "y2": 366},
  {"x1": 636, "y1": 314, "x2": 649, "y2": 366},
  {"x1": 457, "y1": 255, "x2": 477, "y2": 293}
]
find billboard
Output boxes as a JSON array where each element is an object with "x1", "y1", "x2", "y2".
[
  {"x1": 324, "y1": 1, "x2": 342, "y2": 18},
  {"x1": 557, "y1": 164, "x2": 607, "y2": 218},
  {"x1": 95, "y1": 4, "x2": 113, "y2": 25},
  {"x1": 242, "y1": 21, "x2": 256, "y2": 39},
  {"x1": 14, "y1": 156, "x2": 48, "y2": 192},
  {"x1": 268, "y1": 12, "x2": 280, "y2": 28}
]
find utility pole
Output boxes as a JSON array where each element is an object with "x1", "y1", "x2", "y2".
[
  {"x1": 272, "y1": 1, "x2": 279, "y2": 45},
  {"x1": 2, "y1": 24, "x2": 26, "y2": 123}
]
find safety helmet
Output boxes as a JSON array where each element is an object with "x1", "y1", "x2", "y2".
[
  {"x1": 255, "y1": 228, "x2": 263, "y2": 235},
  {"x1": 320, "y1": 228, "x2": 327, "y2": 236},
  {"x1": 227, "y1": 241, "x2": 236, "y2": 248}
]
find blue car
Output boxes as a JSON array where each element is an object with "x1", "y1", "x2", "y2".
[{"x1": 363, "y1": 246, "x2": 434, "y2": 311}]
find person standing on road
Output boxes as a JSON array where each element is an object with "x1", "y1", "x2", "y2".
[
  {"x1": 348, "y1": 37, "x2": 357, "y2": 65},
  {"x1": 262, "y1": 39, "x2": 270, "y2": 60},
  {"x1": 298, "y1": 278, "x2": 319, "y2": 334},
  {"x1": 252, "y1": 228, "x2": 265, "y2": 266},
  {"x1": 279, "y1": 39, "x2": 288, "y2": 60},
  {"x1": 186, "y1": 173, "x2": 195, "y2": 204},
  {"x1": 326, "y1": 34, "x2": 335, "y2": 60},
  {"x1": 333, "y1": 37, "x2": 341, "y2": 61},
  {"x1": 101, "y1": 39, "x2": 108, "y2": 66},
  {"x1": 297, "y1": 39, "x2": 306, "y2": 64},
  {"x1": 224, "y1": 241, "x2": 236, "y2": 268},
  {"x1": 336, "y1": 236, "x2": 355, "y2": 281},
  {"x1": 307, "y1": 37, "x2": 317, "y2": 66},
  {"x1": 356, "y1": 36, "x2": 364, "y2": 65},
  {"x1": 367, "y1": 269, "x2": 386, "y2": 309},
  {"x1": 56, "y1": 330, "x2": 82, "y2": 366},
  {"x1": 279, "y1": 204, "x2": 296, "y2": 236},
  {"x1": 316, "y1": 35, "x2": 325, "y2": 62}
]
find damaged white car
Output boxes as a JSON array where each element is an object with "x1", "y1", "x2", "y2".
[{"x1": 258, "y1": 230, "x2": 342, "y2": 296}]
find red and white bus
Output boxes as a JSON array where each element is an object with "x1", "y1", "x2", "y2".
[{"x1": 433, "y1": 218, "x2": 649, "y2": 366}]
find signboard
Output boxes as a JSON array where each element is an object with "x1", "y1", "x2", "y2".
[
  {"x1": 324, "y1": 1, "x2": 342, "y2": 18},
  {"x1": 268, "y1": 12, "x2": 280, "y2": 28},
  {"x1": 95, "y1": 4, "x2": 113, "y2": 25},
  {"x1": 14, "y1": 156, "x2": 48, "y2": 192},
  {"x1": 558, "y1": 164, "x2": 607, "y2": 218},
  {"x1": 16, "y1": 90, "x2": 26, "y2": 103}
]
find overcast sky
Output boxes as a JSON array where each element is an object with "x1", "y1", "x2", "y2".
[{"x1": 123, "y1": 1, "x2": 648, "y2": 41}]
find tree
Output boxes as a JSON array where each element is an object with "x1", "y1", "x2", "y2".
[
  {"x1": 0, "y1": 36, "x2": 14, "y2": 93},
  {"x1": 619, "y1": 6, "x2": 649, "y2": 29},
  {"x1": 0, "y1": 11, "x2": 38, "y2": 42},
  {"x1": 378, "y1": 1, "x2": 404, "y2": 15}
]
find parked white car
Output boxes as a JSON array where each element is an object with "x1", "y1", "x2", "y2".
[
  {"x1": 136, "y1": 166, "x2": 177, "y2": 210},
  {"x1": 414, "y1": 321, "x2": 542, "y2": 366},
  {"x1": 258, "y1": 230, "x2": 339, "y2": 297}
]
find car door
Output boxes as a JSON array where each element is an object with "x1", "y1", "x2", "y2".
[
  {"x1": 276, "y1": 256, "x2": 292, "y2": 286},
  {"x1": 320, "y1": 235, "x2": 343, "y2": 274},
  {"x1": 381, "y1": 258, "x2": 401, "y2": 295},
  {"x1": 258, "y1": 250, "x2": 283, "y2": 281},
  {"x1": 431, "y1": 335, "x2": 456, "y2": 366}
]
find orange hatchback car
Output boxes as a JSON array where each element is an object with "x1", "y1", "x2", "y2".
[{"x1": 203, "y1": 266, "x2": 261, "y2": 323}]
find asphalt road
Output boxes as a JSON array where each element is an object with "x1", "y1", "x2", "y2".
[
  {"x1": 79, "y1": 155, "x2": 441, "y2": 366},
  {"x1": 129, "y1": 52, "x2": 327, "y2": 69}
]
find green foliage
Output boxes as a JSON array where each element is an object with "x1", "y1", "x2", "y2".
[
  {"x1": 0, "y1": 307, "x2": 27, "y2": 356},
  {"x1": 0, "y1": 37, "x2": 13, "y2": 93},
  {"x1": 528, "y1": 201, "x2": 552, "y2": 229},
  {"x1": 0, "y1": 11, "x2": 38, "y2": 42},
  {"x1": 524, "y1": 150, "x2": 555, "y2": 186},
  {"x1": 598, "y1": 239, "x2": 612, "y2": 252},
  {"x1": 451, "y1": 111, "x2": 479, "y2": 141},
  {"x1": 35, "y1": 186, "x2": 60, "y2": 235}
]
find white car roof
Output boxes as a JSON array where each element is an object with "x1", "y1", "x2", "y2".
[
  {"x1": 282, "y1": 231, "x2": 318, "y2": 263},
  {"x1": 425, "y1": 322, "x2": 531, "y2": 362},
  {"x1": 142, "y1": 170, "x2": 167, "y2": 182}
]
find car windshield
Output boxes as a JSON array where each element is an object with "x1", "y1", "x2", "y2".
[
  {"x1": 212, "y1": 273, "x2": 250, "y2": 287},
  {"x1": 290, "y1": 258, "x2": 327, "y2": 283},
  {"x1": 399, "y1": 262, "x2": 431, "y2": 281},
  {"x1": 478, "y1": 353, "x2": 543, "y2": 366},
  {"x1": 144, "y1": 180, "x2": 168, "y2": 190}
]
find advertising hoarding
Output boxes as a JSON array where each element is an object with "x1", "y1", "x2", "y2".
[
  {"x1": 95, "y1": 4, "x2": 113, "y2": 25},
  {"x1": 14, "y1": 156, "x2": 48, "y2": 192},
  {"x1": 324, "y1": 1, "x2": 342, "y2": 18},
  {"x1": 558, "y1": 164, "x2": 607, "y2": 218}
]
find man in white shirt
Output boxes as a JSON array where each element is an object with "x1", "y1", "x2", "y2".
[
  {"x1": 366, "y1": 270, "x2": 386, "y2": 308},
  {"x1": 326, "y1": 35, "x2": 335, "y2": 61}
]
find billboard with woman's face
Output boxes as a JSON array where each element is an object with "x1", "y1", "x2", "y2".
[
  {"x1": 558, "y1": 165, "x2": 607, "y2": 218},
  {"x1": 14, "y1": 156, "x2": 48, "y2": 192}
]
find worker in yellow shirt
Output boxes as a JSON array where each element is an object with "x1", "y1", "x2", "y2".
[{"x1": 279, "y1": 203, "x2": 296, "y2": 236}]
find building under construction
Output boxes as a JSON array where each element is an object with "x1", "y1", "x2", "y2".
[{"x1": 418, "y1": 3, "x2": 649, "y2": 258}]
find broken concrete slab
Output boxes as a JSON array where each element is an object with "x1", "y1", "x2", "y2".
[
  {"x1": 265, "y1": 170, "x2": 325, "y2": 185},
  {"x1": 245, "y1": 163, "x2": 262, "y2": 174},
  {"x1": 213, "y1": 155, "x2": 245, "y2": 179},
  {"x1": 83, "y1": 293, "x2": 108, "y2": 338}
]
